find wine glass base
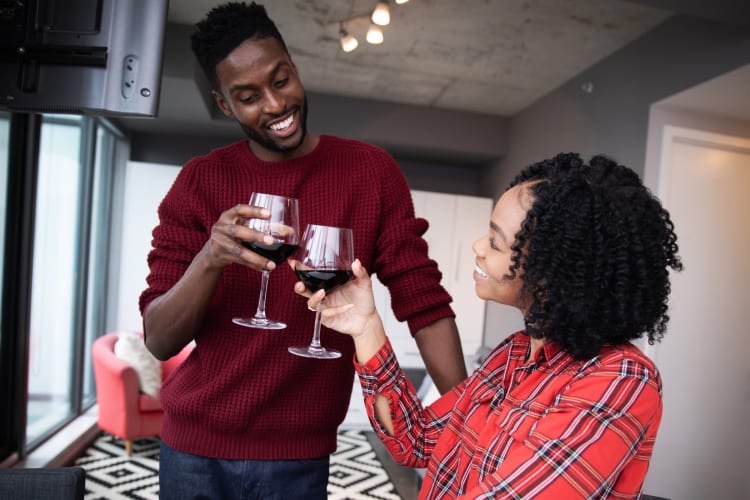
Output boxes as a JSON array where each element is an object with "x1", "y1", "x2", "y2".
[
  {"x1": 232, "y1": 317, "x2": 287, "y2": 330},
  {"x1": 288, "y1": 345, "x2": 342, "y2": 359}
]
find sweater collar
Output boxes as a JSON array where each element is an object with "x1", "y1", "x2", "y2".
[{"x1": 241, "y1": 134, "x2": 329, "y2": 167}]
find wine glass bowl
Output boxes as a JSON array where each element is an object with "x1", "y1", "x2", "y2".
[
  {"x1": 293, "y1": 269, "x2": 354, "y2": 294},
  {"x1": 289, "y1": 224, "x2": 354, "y2": 359},
  {"x1": 232, "y1": 193, "x2": 300, "y2": 330}
]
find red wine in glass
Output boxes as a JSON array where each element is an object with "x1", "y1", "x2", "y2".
[
  {"x1": 244, "y1": 241, "x2": 299, "y2": 264},
  {"x1": 294, "y1": 269, "x2": 353, "y2": 293}
]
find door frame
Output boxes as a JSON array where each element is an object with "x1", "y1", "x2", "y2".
[{"x1": 642, "y1": 124, "x2": 750, "y2": 362}]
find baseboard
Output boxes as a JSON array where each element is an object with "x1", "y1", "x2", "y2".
[{"x1": 19, "y1": 406, "x2": 101, "y2": 468}]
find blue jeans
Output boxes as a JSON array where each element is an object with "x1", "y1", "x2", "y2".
[{"x1": 159, "y1": 441, "x2": 330, "y2": 499}]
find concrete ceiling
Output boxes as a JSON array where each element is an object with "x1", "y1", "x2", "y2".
[{"x1": 164, "y1": 0, "x2": 673, "y2": 117}]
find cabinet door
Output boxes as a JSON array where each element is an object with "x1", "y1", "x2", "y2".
[
  {"x1": 448, "y1": 194, "x2": 493, "y2": 357},
  {"x1": 372, "y1": 274, "x2": 423, "y2": 368},
  {"x1": 341, "y1": 380, "x2": 371, "y2": 430},
  {"x1": 412, "y1": 190, "x2": 456, "y2": 294},
  {"x1": 371, "y1": 191, "x2": 492, "y2": 368},
  {"x1": 346, "y1": 191, "x2": 492, "y2": 427}
]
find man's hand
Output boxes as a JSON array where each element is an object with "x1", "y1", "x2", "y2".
[{"x1": 206, "y1": 203, "x2": 278, "y2": 272}]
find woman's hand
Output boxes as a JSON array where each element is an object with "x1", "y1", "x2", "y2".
[
  {"x1": 296, "y1": 259, "x2": 393, "y2": 432},
  {"x1": 293, "y1": 259, "x2": 381, "y2": 340}
]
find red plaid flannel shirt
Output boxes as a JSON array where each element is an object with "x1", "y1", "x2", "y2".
[{"x1": 355, "y1": 331, "x2": 662, "y2": 499}]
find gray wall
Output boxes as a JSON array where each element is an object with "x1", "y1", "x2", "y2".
[
  {"x1": 482, "y1": 14, "x2": 750, "y2": 202},
  {"x1": 119, "y1": 23, "x2": 509, "y2": 198},
  {"x1": 124, "y1": 89, "x2": 505, "y2": 196}
]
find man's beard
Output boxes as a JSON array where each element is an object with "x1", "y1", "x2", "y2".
[{"x1": 241, "y1": 97, "x2": 309, "y2": 155}]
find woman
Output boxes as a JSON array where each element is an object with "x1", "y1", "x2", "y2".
[{"x1": 296, "y1": 153, "x2": 682, "y2": 498}]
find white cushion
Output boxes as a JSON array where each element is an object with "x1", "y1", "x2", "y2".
[{"x1": 114, "y1": 332, "x2": 162, "y2": 398}]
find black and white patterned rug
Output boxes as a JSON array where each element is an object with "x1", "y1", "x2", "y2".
[{"x1": 75, "y1": 430, "x2": 401, "y2": 499}]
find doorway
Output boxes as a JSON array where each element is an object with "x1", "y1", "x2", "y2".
[{"x1": 643, "y1": 125, "x2": 750, "y2": 500}]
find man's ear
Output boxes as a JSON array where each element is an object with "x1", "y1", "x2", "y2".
[{"x1": 212, "y1": 90, "x2": 234, "y2": 118}]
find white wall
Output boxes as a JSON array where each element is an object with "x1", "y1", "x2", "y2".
[
  {"x1": 114, "y1": 161, "x2": 180, "y2": 331},
  {"x1": 641, "y1": 112, "x2": 750, "y2": 500}
]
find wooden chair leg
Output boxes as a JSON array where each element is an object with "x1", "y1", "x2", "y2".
[{"x1": 125, "y1": 439, "x2": 133, "y2": 457}]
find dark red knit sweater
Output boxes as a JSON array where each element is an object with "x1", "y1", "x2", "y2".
[{"x1": 139, "y1": 135, "x2": 455, "y2": 460}]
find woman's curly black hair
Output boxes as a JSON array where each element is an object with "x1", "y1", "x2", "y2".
[
  {"x1": 507, "y1": 153, "x2": 683, "y2": 360},
  {"x1": 190, "y1": 2, "x2": 289, "y2": 89}
]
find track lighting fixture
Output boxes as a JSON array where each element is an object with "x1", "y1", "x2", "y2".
[
  {"x1": 339, "y1": 24, "x2": 358, "y2": 52},
  {"x1": 334, "y1": 0, "x2": 411, "y2": 51},
  {"x1": 371, "y1": 0, "x2": 390, "y2": 26},
  {"x1": 366, "y1": 23, "x2": 384, "y2": 44}
]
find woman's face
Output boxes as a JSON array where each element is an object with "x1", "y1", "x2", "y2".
[{"x1": 472, "y1": 183, "x2": 532, "y2": 311}]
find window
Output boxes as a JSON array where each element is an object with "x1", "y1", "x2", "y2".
[
  {"x1": 18, "y1": 114, "x2": 122, "y2": 452},
  {"x1": 0, "y1": 112, "x2": 8, "y2": 292},
  {"x1": 26, "y1": 116, "x2": 84, "y2": 445},
  {"x1": 0, "y1": 111, "x2": 123, "y2": 463},
  {"x1": 82, "y1": 123, "x2": 117, "y2": 407}
]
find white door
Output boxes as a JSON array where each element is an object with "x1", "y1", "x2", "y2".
[{"x1": 643, "y1": 126, "x2": 750, "y2": 500}]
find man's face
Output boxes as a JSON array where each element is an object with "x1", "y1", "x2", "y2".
[{"x1": 212, "y1": 37, "x2": 309, "y2": 161}]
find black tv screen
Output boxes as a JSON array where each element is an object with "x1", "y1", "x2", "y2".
[{"x1": 0, "y1": 0, "x2": 168, "y2": 117}]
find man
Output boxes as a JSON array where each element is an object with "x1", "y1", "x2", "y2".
[{"x1": 139, "y1": 2, "x2": 467, "y2": 498}]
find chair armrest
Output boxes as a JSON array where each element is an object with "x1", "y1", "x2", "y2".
[{"x1": 92, "y1": 338, "x2": 142, "y2": 435}]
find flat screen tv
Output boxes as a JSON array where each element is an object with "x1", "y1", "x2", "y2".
[{"x1": 0, "y1": 0, "x2": 168, "y2": 117}]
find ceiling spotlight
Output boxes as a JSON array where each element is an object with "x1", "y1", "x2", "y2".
[
  {"x1": 371, "y1": 0, "x2": 390, "y2": 26},
  {"x1": 366, "y1": 23, "x2": 384, "y2": 44},
  {"x1": 339, "y1": 26, "x2": 358, "y2": 52},
  {"x1": 394, "y1": 0, "x2": 409, "y2": 3}
]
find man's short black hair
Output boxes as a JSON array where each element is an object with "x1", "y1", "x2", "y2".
[{"x1": 190, "y1": 2, "x2": 289, "y2": 89}]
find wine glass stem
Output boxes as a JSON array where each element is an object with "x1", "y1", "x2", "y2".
[
  {"x1": 254, "y1": 269, "x2": 271, "y2": 320},
  {"x1": 310, "y1": 303, "x2": 323, "y2": 349}
]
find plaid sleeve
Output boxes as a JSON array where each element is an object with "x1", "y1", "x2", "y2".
[
  {"x1": 461, "y1": 356, "x2": 662, "y2": 499},
  {"x1": 355, "y1": 338, "x2": 460, "y2": 468}
]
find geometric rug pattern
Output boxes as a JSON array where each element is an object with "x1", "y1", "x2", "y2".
[
  {"x1": 75, "y1": 430, "x2": 400, "y2": 499},
  {"x1": 74, "y1": 436, "x2": 160, "y2": 500},
  {"x1": 328, "y1": 430, "x2": 401, "y2": 500}
]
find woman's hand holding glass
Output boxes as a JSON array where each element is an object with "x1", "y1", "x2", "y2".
[
  {"x1": 293, "y1": 259, "x2": 374, "y2": 335},
  {"x1": 293, "y1": 258, "x2": 387, "y2": 363},
  {"x1": 287, "y1": 224, "x2": 354, "y2": 358}
]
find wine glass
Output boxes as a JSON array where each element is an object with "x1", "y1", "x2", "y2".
[
  {"x1": 232, "y1": 193, "x2": 300, "y2": 330},
  {"x1": 289, "y1": 224, "x2": 355, "y2": 359}
]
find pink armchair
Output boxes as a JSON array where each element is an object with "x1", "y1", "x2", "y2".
[{"x1": 91, "y1": 331, "x2": 193, "y2": 456}]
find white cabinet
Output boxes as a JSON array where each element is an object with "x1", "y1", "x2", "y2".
[
  {"x1": 343, "y1": 380, "x2": 371, "y2": 430},
  {"x1": 377, "y1": 190, "x2": 492, "y2": 369},
  {"x1": 341, "y1": 191, "x2": 493, "y2": 429}
]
